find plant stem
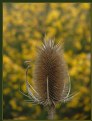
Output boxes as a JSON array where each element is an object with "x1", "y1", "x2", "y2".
[{"x1": 48, "y1": 104, "x2": 55, "y2": 120}]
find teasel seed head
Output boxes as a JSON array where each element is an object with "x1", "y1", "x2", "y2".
[
  {"x1": 33, "y1": 39, "x2": 69, "y2": 106},
  {"x1": 20, "y1": 37, "x2": 79, "y2": 120}
]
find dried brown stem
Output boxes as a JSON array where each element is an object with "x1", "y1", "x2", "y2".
[{"x1": 48, "y1": 104, "x2": 55, "y2": 120}]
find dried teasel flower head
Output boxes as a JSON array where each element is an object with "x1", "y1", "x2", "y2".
[
  {"x1": 20, "y1": 37, "x2": 79, "y2": 119},
  {"x1": 33, "y1": 38, "x2": 68, "y2": 105}
]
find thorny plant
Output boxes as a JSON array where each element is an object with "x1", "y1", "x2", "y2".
[{"x1": 19, "y1": 38, "x2": 79, "y2": 119}]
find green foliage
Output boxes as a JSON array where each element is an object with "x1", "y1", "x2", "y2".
[{"x1": 3, "y1": 3, "x2": 91, "y2": 120}]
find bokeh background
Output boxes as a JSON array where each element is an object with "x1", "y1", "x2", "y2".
[{"x1": 3, "y1": 3, "x2": 91, "y2": 120}]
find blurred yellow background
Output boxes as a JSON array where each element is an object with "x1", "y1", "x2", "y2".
[{"x1": 3, "y1": 3, "x2": 91, "y2": 120}]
